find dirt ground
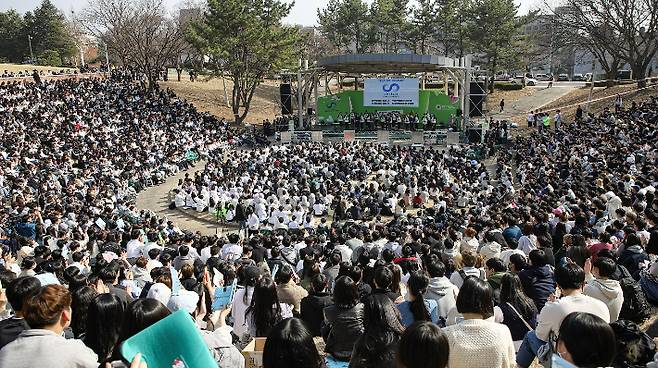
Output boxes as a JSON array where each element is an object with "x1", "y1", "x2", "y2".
[
  {"x1": 161, "y1": 76, "x2": 283, "y2": 123},
  {"x1": 484, "y1": 87, "x2": 537, "y2": 113},
  {"x1": 541, "y1": 83, "x2": 658, "y2": 120}
]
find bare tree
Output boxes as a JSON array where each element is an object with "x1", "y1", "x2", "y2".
[
  {"x1": 552, "y1": 0, "x2": 658, "y2": 87},
  {"x1": 81, "y1": 0, "x2": 188, "y2": 86}
]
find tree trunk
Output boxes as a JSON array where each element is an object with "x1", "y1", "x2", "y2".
[
  {"x1": 232, "y1": 76, "x2": 240, "y2": 123},
  {"x1": 604, "y1": 69, "x2": 616, "y2": 88},
  {"x1": 489, "y1": 56, "x2": 497, "y2": 94},
  {"x1": 632, "y1": 64, "x2": 647, "y2": 88}
]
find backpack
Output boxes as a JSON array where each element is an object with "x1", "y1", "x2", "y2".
[
  {"x1": 618, "y1": 277, "x2": 652, "y2": 323},
  {"x1": 458, "y1": 268, "x2": 486, "y2": 282},
  {"x1": 280, "y1": 247, "x2": 298, "y2": 267},
  {"x1": 610, "y1": 319, "x2": 656, "y2": 368}
]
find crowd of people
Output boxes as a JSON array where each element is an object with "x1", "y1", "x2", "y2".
[
  {"x1": 316, "y1": 111, "x2": 458, "y2": 132},
  {"x1": 0, "y1": 68, "x2": 79, "y2": 79},
  {"x1": 0, "y1": 69, "x2": 656, "y2": 368},
  {"x1": 173, "y1": 141, "x2": 498, "y2": 231}
]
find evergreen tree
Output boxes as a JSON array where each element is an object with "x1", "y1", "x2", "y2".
[
  {"x1": 318, "y1": 0, "x2": 375, "y2": 53},
  {"x1": 406, "y1": 0, "x2": 437, "y2": 54},
  {"x1": 24, "y1": 0, "x2": 76, "y2": 65},
  {"x1": 0, "y1": 10, "x2": 27, "y2": 63},
  {"x1": 188, "y1": 0, "x2": 301, "y2": 122}
]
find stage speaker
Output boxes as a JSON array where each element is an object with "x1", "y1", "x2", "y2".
[
  {"x1": 469, "y1": 82, "x2": 486, "y2": 117},
  {"x1": 280, "y1": 84, "x2": 292, "y2": 115}
]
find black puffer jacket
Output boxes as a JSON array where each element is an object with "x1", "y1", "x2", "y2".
[{"x1": 519, "y1": 265, "x2": 556, "y2": 312}]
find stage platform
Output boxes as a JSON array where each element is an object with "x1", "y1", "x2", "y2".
[{"x1": 278, "y1": 128, "x2": 464, "y2": 146}]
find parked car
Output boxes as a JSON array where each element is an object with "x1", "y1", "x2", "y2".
[
  {"x1": 494, "y1": 74, "x2": 511, "y2": 81},
  {"x1": 510, "y1": 76, "x2": 525, "y2": 84},
  {"x1": 557, "y1": 74, "x2": 570, "y2": 81},
  {"x1": 525, "y1": 77, "x2": 538, "y2": 86},
  {"x1": 534, "y1": 73, "x2": 551, "y2": 81},
  {"x1": 617, "y1": 70, "x2": 632, "y2": 80},
  {"x1": 572, "y1": 73, "x2": 586, "y2": 81}
]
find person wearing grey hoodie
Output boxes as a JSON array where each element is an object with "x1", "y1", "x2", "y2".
[
  {"x1": 423, "y1": 257, "x2": 458, "y2": 325},
  {"x1": 584, "y1": 257, "x2": 624, "y2": 322}
]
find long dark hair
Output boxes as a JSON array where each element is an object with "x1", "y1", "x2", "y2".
[
  {"x1": 84, "y1": 294, "x2": 126, "y2": 361},
  {"x1": 118, "y1": 299, "x2": 171, "y2": 345},
  {"x1": 263, "y1": 318, "x2": 325, "y2": 368},
  {"x1": 246, "y1": 276, "x2": 283, "y2": 336},
  {"x1": 71, "y1": 286, "x2": 97, "y2": 339},
  {"x1": 407, "y1": 272, "x2": 430, "y2": 322},
  {"x1": 352, "y1": 294, "x2": 404, "y2": 367},
  {"x1": 499, "y1": 273, "x2": 537, "y2": 319}
]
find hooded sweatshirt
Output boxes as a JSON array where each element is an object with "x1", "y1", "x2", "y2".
[
  {"x1": 584, "y1": 277, "x2": 624, "y2": 322},
  {"x1": 424, "y1": 276, "x2": 459, "y2": 320}
]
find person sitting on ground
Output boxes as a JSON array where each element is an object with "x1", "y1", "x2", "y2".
[
  {"x1": 275, "y1": 264, "x2": 308, "y2": 316},
  {"x1": 322, "y1": 276, "x2": 364, "y2": 361},
  {"x1": 349, "y1": 294, "x2": 404, "y2": 368},
  {"x1": 396, "y1": 271, "x2": 439, "y2": 327},
  {"x1": 0, "y1": 284, "x2": 99, "y2": 368},
  {"x1": 494, "y1": 273, "x2": 538, "y2": 351},
  {"x1": 423, "y1": 257, "x2": 459, "y2": 325},
  {"x1": 396, "y1": 321, "x2": 449, "y2": 368},
  {"x1": 442, "y1": 276, "x2": 516, "y2": 368},
  {"x1": 554, "y1": 312, "x2": 616, "y2": 368},
  {"x1": 0, "y1": 276, "x2": 41, "y2": 349},
  {"x1": 449, "y1": 250, "x2": 485, "y2": 289},
  {"x1": 300, "y1": 274, "x2": 333, "y2": 337},
  {"x1": 518, "y1": 249, "x2": 556, "y2": 312},
  {"x1": 583, "y1": 257, "x2": 624, "y2": 322},
  {"x1": 516, "y1": 263, "x2": 610, "y2": 368},
  {"x1": 263, "y1": 318, "x2": 325, "y2": 368}
]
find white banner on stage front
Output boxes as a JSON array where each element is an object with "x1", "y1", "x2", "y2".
[{"x1": 364, "y1": 78, "x2": 419, "y2": 107}]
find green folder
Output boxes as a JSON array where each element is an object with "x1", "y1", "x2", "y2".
[{"x1": 120, "y1": 310, "x2": 219, "y2": 368}]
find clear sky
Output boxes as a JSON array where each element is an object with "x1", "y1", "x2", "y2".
[{"x1": 0, "y1": 0, "x2": 539, "y2": 26}]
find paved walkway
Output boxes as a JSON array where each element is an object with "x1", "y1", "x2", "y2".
[
  {"x1": 490, "y1": 85, "x2": 577, "y2": 120},
  {"x1": 134, "y1": 160, "x2": 228, "y2": 235}
]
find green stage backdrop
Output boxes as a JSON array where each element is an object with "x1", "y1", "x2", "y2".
[{"x1": 317, "y1": 90, "x2": 458, "y2": 126}]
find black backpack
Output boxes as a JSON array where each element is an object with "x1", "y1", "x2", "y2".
[
  {"x1": 610, "y1": 319, "x2": 656, "y2": 368},
  {"x1": 618, "y1": 277, "x2": 652, "y2": 323}
]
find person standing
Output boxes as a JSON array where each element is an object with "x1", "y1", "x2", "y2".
[
  {"x1": 554, "y1": 109, "x2": 562, "y2": 130},
  {"x1": 527, "y1": 111, "x2": 534, "y2": 128},
  {"x1": 500, "y1": 99, "x2": 505, "y2": 113},
  {"x1": 575, "y1": 105, "x2": 583, "y2": 122},
  {"x1": 542, "y1": 113, "x2": 550, "y2": 132},
  {"x1": 615, "y1": 94, "x2": 623, "y2": 113}
]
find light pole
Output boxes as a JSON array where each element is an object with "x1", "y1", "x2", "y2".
[{"x1": 27, "y1": 35, "x2": 35, "y2": 64}]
